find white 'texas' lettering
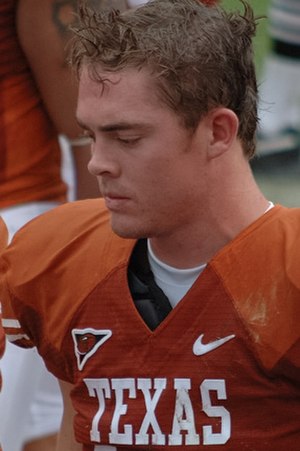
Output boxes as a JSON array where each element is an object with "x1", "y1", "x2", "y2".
[
  {"x1": 169, "y1": 378, "x2": 200, "y2": 445},
  {"x1": 85, "y1": 378, "x2": 111, "y2": 442},
  {"x1": 109, "y1": 379, "x2": 135, "y2": 444},
  {"x1": 135, "y1": 378, "x2": 166, "y2": 445},
  {"x1": 84, "y1": 377, "x2": 231, "y2": 446},
  {"x1": 201, "y1": 379, "x2": 231, "y2": 444}
]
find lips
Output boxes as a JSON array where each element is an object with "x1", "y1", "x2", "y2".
[
  {"x1": 103, "y1": 194, "x2": 129, "y2": 210},
  {"x1": 103, "y1": 192, "x2": 128, "y2": 201}
]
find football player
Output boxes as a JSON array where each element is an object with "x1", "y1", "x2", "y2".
[{"x1": 1, "y1": 1, "x2": 300, "y2": 450}]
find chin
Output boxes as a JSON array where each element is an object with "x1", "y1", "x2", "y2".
[
  {"x1": 111, "y1": 223, "x2": 141, "y2": 239},
  {"x1": 110, "y1": 219, "x2": 148, "y2": 240}
]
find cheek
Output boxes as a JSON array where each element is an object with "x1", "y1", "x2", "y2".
[
  {"x1": 138, "y1": 165, "x2": 174, "y2": 199},
  {"x1": 129, "y1": 147, "x2": 197, "y2": 201},
  {"x1": 140, "y1": 171, "x2": 187, "y2": 213}
]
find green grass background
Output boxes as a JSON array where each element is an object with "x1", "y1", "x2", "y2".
[{"x1": 221, "y1": 0, "x2": 271, "y2": 76}]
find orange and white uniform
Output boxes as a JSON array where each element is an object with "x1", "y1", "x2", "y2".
[{"x1": 1, "y1": 200, "x2": 300, "y2": 450}]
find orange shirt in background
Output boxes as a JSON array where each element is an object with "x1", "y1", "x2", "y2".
[{"x1": 0, "y1": 0, "x2": 67, "y2": 209}]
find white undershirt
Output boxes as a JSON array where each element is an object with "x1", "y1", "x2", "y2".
[
  {"x1": 148, "y1": 202, "x2": 275, "y2": 308},
  {"x1": 148, "y1": 240, "x2": 206, "y2": 308}
]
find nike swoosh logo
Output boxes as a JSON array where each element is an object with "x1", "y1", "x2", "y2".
[{"x1": 193, "y1": 333, "x2": 235, "y2": 356}]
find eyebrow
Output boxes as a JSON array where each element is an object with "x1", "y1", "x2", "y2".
[{"x1": 76, "y1": 118, "x2": 150, "y2": 133}]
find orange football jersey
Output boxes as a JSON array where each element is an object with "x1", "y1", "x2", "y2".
[
  {"x1": 1, "y1": 200, "x2": 300, "y2": 450},
  {"x1": 0, "y1": 0, "x2": 67, "y2": 208}
]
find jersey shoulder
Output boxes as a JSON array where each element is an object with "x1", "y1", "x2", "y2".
[
  {"x1": 0, "y1": 199, "x2": 134, "y2": 377},
  {"x1": 5, "y1": 198, "x2": 132, "y2": 278},
  {"x1": 212, "y1": 205, "x2": 300, "y2": 371}
]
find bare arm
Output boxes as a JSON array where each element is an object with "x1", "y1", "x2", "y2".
[
  {"x1": 16, "y1": 0, "x2": 128, "y2": 136},
  {"x1": 16, "y1": 0, "x2": 128, "y2": 199},
  {"x1": 56, "y1": 380, "x2": 81, "y2": 451},
  {"x1": 17, "y1": 0, "x2": 81, "y2": 139}
]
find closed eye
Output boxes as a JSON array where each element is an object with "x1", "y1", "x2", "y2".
[{"x1": 117, "y1": 137, "x2": 141, "y2": 146}]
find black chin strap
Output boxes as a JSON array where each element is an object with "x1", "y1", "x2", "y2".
[{"x1": 127, "y1": 239, "x2": 172, "y2": 330}]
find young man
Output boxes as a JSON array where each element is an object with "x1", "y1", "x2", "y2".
[{"x1": 1, "y1": 0, "x2": 300, "y2": 450}]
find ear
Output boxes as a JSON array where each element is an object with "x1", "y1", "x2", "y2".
[{"x1": 204, "y1": 108, "x2": 239, "y2": 160}]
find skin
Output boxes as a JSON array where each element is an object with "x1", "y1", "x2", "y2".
[
  {"x1": 16, "y1": 0, "x2": 101, "y2": 200},
  {"x1": 78, "y1": 68, "x2": 205, "y2": 240},
  {"x1": 77, "y1": 66, "x2": 268, "y2": 268},
  {"x1": 23, "y1": 436, "x2": 58, "y2": 451},
  {"x1": 56, "y1": 381, "x2": 81, "y2": 451}
]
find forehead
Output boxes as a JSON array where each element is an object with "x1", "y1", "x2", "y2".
[{"x1": 77, "y1": 66, "x2": 161, "y2": 120}]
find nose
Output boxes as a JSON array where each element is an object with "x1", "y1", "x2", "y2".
[{"x1": 87, "y1": 141, "x2": 120, "y2": 178}]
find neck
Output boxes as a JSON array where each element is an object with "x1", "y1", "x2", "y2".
[{"x1": 150, "y1": 157, "x2": 269, "y2": 269}]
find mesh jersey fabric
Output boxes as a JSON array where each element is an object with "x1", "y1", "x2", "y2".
[{"x1": 1, "y1": 200, "x2": 300, "y2": 450}]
